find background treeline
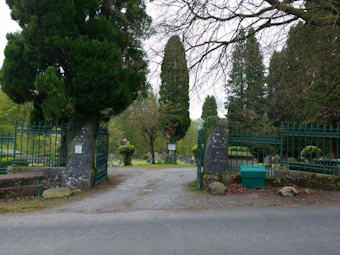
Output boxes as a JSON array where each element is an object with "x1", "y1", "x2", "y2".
[
  {"x1": 226, "y1": 23, "x2": 340, "y2": 130},
  {"x1": 108, "y1": 94, "x2": 199, "y2": 155},
  {"x1": 0, "y1": 90, "x2": 32, "y2": 133}
]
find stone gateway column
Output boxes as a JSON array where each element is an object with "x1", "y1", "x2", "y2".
[
  {"x1": 64, "y1": 121, "x2": 96, "y2": 189},
  {"x1": 203, "y1": 119, "x2": 229, "y2": 187}
]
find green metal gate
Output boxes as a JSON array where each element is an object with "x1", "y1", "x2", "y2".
[
  {"x1": 0, "y1": 131, "x2": 16, "y2": 174},
  {"x1": 94, "y1": 127, "x2": 109, "y2": 185}
]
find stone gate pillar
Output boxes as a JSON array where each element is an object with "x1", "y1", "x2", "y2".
[
  {"x1": 64, "y1": 121, "x2": 96, "y2": 189},
  {"x1": 203, "y1": 119, "x2": 229, "y2": 187}
]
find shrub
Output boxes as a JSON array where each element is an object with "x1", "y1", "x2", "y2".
[
  {"x1": 300, "y1": 145, "x2": 323, "y2": 161},
  {"x1": 192, "y1": 144, "x2": 205, "y2": 164},
  {"x1": 118, "y1": 145, "x2": 135, "y2": 166},
  {"x1": 228, "y1": 146, "x2": 250, "y2": 153},
  {"x1": 192, "y1": 144, "x2": 198, "y2": 164},
  {"x1": 1, "y1": 157, "x2": 28, "y2": 167}
]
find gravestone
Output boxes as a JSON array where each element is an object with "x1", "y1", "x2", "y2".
[{"x1": 204, "y1": 119, "x2": 229, "y2": 174}]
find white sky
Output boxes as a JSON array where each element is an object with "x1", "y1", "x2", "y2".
[{"x1": 0, "y1": 2, "x2": 20, "y2": 67}]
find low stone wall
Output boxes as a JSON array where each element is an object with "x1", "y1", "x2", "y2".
[
  {"x1": 273, "y1": 169, "x2": 337, "y2": 179},
  {"x1": 6, "y1": 166, "x2": 65, "y2": 189},
  {"x1": 269, "y1": 169, "x2": 340, "y2": 190},
  {"x1": 202, "y1": 169, "x2": 340, "y2": 191}
]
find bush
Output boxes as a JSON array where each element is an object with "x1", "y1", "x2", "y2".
[
  {"x1": 192, "y1": 144, "x2": 198, "y2": 164},
  {"x1": 228, "y1": 146, "x2": 250, "y2": 153},
  {"x1": 1, "y1": 157, "x2": 28, "y2": 167},
  {"x1": 118, "y1": 145, "x2": 135, "y2": 166},
  {"x1": 192, "y1": 144, "x2": 205, "y2": 164},
  {"x1": 300, "y1": 145, "x2": 323, "y2": 161}
]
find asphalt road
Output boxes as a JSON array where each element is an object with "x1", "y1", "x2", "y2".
[{"x1": 1, "y1": 206, "x2": 340, "y2": 255}]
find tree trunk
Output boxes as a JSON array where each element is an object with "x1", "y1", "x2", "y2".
[
  {"x1": 60, "y1": 132, "x2": 68, "y2": 166},
  {"x1": 65, "y1": 118, "x2": 97, "y2": 189},
  {"x1": 151, "y1": 145, "x2": 155, "y2": 164}
]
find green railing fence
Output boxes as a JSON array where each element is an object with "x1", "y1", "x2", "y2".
[
  {"x1": 228, "y1": 130, "x2": 281, "y2": 175},
  {"x1": 0, "y1": 121, "x2": 66, "y2": 174},
  {"x1": 197, "y1": 122, "x2": 340, "y2": 186},
  {"x1": 280, "y1": 123, "x2": 339, "y2": 175},
  {"x1": 0, "y1": 131, "x2": 16, "y2": 174}
]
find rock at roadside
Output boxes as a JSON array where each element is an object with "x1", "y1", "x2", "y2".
[
  {"x1": 42, "y1": 187, "x2": 72, "y2": 199},
  {"x1": 278, "y1": 186, "x2": 298, "y2": 197},
  {"x1": 208, "y1": 182, "x2": 226, "y2": 195}
]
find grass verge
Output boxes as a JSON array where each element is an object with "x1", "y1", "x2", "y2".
[
  {"x1": 0, "y1": 176, "x2": 119, "y2": 214},
  {"x1": 186, "y1": 180, "x2": 209, "y2": 194}
]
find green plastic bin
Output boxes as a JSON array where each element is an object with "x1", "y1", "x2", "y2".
[{"x1": 240, "y1": 165, "x2": 266, "y2": 189}]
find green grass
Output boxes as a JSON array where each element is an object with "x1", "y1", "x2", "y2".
[
  {"x1": 186, "y1": 180, "x2": 209, "y2": 194},
  {"x1": 110, "y1": 158, "x2": 195, "y2": 169}
]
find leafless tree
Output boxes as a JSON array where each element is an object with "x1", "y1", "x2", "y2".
[{"x1": 147, "y1": 0, "x2": 340, "y2": 88}]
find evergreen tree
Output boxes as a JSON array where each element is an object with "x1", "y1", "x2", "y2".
[
  {"x1": 244, "y1": 28, "x2": 265, "y2": 114},
  {"x1": 1, "y1": 0, "x2": 151, "y2": 185},
  {"x1": 201, "y1": 95, "x2": 218, "y2": 121},
  {"x1": 266, "y1": 22, "x2": 340, "y2": 125},
  {"x1": 225, "y1": 29, "x2": 247, "y2": 129},
  {"x1": 227, "y1": 29, "x2": 247, "y2": 102},
  {"x1": 159, "y1": 35, "x2": 190, "y2": 143},
  {"x1": 226, "y1": 28, "x2": 265, "y2": 130}
]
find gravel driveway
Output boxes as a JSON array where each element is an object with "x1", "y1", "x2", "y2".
[{"x1": 49, "y1": 167, "x2": 340, "y2": 213}]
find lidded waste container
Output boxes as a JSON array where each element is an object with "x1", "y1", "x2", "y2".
[{"x1": 240, "y1": 165, "x2": 266, "y2": 189}]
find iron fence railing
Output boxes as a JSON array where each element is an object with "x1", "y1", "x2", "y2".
[
  {"x1": 1, "y1": 121, "x2": 66, "y2": 174},
  {"x1": 197, "y1": 123, "x2": 340, "y2": 187}
]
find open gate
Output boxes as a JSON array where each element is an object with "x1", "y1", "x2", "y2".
[{"x1": 94, "y1": 127, "x2": 109, "y2": 185}]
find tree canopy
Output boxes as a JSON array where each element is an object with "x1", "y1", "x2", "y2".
[
  {"x1": 159, "y1": 35, "x2": 190, "y2": 142},
  {"x1": 1, "y1": 0, "x2": 151, "y2": 125}
]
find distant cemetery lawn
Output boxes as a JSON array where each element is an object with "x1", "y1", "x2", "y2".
[{"x1": 109, "y1": 157, "x2": 195, "y2": 169}]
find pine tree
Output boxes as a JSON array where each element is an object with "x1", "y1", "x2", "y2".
[
  {"x1": 226, "y1": 28, "x2": 266, "y2": 130},
  {"x1": 266, "y1": 22, "x2": 340, "y2": 125},
  {"x1": 225, "y1": 29, "x2": 247, "y2": 129},
  {"x1": 201, "y1": 96, "x2": 218, "y2": 121},
  {"x1": 244, "y1": 28, "x2": 265, "y2": 114},
  {"x1": 159, "y1": 35, "x2": 190, "y2": 143}
]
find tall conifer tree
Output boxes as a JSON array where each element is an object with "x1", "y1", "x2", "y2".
[
  {"x1": 226, "y1": 28, "x2": 265, "y2": 130},
  {"x1": 225, "y1": 29, "x2": 247, "y2": 129},
  {"x1": 244, "y1": 28, "x2": 265, "y2": 114},
  {"x1": 201, "y1": 95, "x2": 218, "y2": 121},
  {"x1": 159, "y1": 35, "x2": 190, "y2": 144}
]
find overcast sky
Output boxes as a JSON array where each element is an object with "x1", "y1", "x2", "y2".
[
  {"x1": 0, "y1": 2, "x2": 232, "y2": 120},
  {"x1": 0, "y1": 2, "x2": 20, "y2": 67}
]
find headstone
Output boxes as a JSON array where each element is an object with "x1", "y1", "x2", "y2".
[
  {"x1": 204, "y1": 119, "x2": 229, "y2": 174},
  {"x1": 154, "y1": 152, "x2": 159, "y2": 162}
]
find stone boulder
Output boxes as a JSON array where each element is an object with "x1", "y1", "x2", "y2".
[
  {"x1": 42, "y1": 187, "x2": 72, "y2": 199},
  {"x1": 208, "y1": 182, "x2": 226, "y2": 195},
  {"x1": 278, "y1": 186, "x2": 298, "y2": 197}
]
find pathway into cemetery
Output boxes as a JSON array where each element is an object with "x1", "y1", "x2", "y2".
[{"x1": 49, "y1": 167, "x2": 340, "y2": 214}]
